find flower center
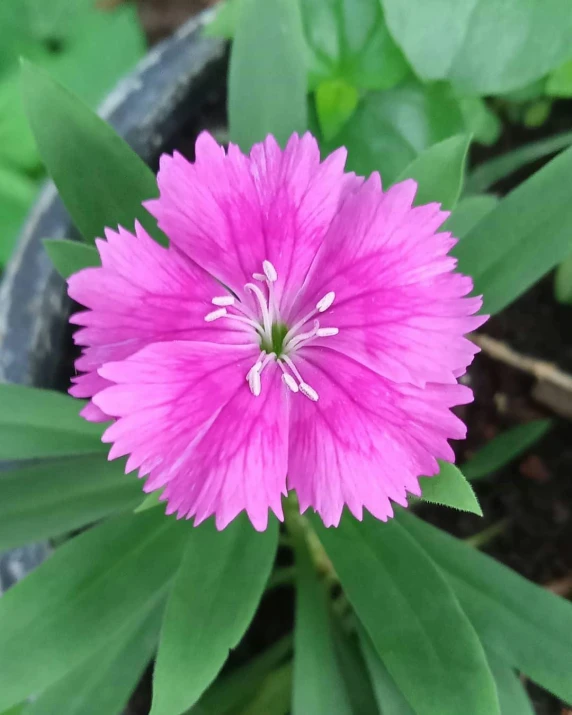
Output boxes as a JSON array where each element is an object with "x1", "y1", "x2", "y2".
[{"x1": 204, "y1": 260, "x2": 338, "y2": 401}]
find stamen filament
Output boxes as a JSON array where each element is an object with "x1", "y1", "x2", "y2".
[
  {"x1": 245, "y1": 282, "x2": 273, "y2": 337},
  {"x1": 283, "y1": 293, "x2": 336, "y2": 344},
  {"x1": 224, "y1": 313, "x2": 265, "y2": 334}
]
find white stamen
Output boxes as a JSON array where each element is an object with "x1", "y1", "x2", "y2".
[
  {"x1": 205, "y1": 308, "x2": 227, "y2": 322},
  {"x1": 263, "y1": 260, "x2": 278, "y2": 283},
  {"x1": 247, "y1": 352, "x2": 276, "y2": 396},
  {"x1": 299, "y1": 382, "x2": 319, "y2": 401},
  {"x1": 316, "y1": 291, "x2": 336, "y2": 312},
  {"x1": 212, "y1": 295, "x2": 235, "y2": 307},
  {"x1": 282, "y1": 373, "x2": 299, "y2": 393},
  {"x1": 285, "y1": 320, "x2": 319, "y2": 351},
  {"x1": 202, "y1": 261, "x2": 333, "y2": 405},
  {"x1": 281, "y1": 355, "x2": 304, "y2": 384},
  {"x1": 316, "y1": 327, "x2": 339, "y2": 337},
  {"x1": 248, "y1": 369, "x2": 262, "y2": 397},
  {"x1": 223, "y1": 313, "x2": 265, "y2": 334},
  {"x1": 245, "y1": 283, "x2": 272, "y2": 335}
]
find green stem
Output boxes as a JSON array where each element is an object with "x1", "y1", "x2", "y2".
[{"x1": 464, "y1": 518, "x2": 510, "y2": 549}]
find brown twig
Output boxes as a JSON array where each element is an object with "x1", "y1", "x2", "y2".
[{"x1": 473, "y1": 333, "x2": 572, "y2": 418}]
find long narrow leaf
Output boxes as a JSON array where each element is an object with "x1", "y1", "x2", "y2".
[
  {"x1": 466, "y1": 131, "x2": 572, "y2": 194},
  {"x1": 228, "y1": 0, "x2": 307, "y2": 150},
  {"x1": 462, "y1": 420, "x2": 553, "y2": 481},
  {"x1": 312, "y1": 514, "x2": 499, "y2": 715},
  {"x1": 0, "y1": 510, "x2": 189, "y2": 711},
  {"x1": 291, "y1": 526, "x2": 352, "y2": 715},
  {"x1": 21, "y1": 61, "x2": 164, "y2": 244},
  {"x1": 0, "y1": 455, "x2": 140, "y2": 550},
  {"x1": 398, "y1": 510, "x2": 572, "y2": 704},
  {"x1": 454, "y1": 144, "x2": 572, "y2": 314},
  {"x1": 150, "y1": 516, "x2": 278, "y2": 715},
  {"x1": 25, "y1": 597, "x2": 164, "y2": 715}
]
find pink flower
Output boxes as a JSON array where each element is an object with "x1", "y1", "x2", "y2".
[{"x1": 68, "y1": 132, "x2": 485, "y2": 531}]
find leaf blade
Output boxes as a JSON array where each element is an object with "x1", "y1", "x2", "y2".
[
  {"x1": 398, "y1": 510, "x2": 572, "y2": 704},
  {"x1": 25, "y1": 597, "x2": 163, "y2": 715},
  {"x1": 21, "y1": 61, "x2": 164, "y2": 245},
  {"x1": 0, "y1": 510, "x2": 189, "y2": 711},
  {"x1": 150, "y1": 516, "x2": 278, "y2": 715},
  {"x1": 454, "y1": 143, "x2": 572, "y2": 314},
  {"x1": 228, "y1": 0, "x2": 307, "y2": 151},
  {"x1": 397, "y1": 134, "x2": 471, "y2": 210},
  {"x1": 0, "y1": 455, "x2": 141, "y2": 551},
  {"x1": 358, "y1": 629, "x2": 415, "y2": 715},
  {"x1": 312, "y1": 514, "x2": 499, "y2": 715},
  {"x1": 462, "y1": 420, "x2": 553, "y2": 481},
  {"x1": 43, "y1": 239, "x2": 100, "y2": 278},
  {"x1": 418, "y1": 461, "x2": 482, "y2": 515},
  {"x1": 291, "y1": 524, "x2": 352, "y2": 715}
]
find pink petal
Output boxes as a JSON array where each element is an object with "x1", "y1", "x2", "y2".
[
  {"x1": 68, "y1": 222, "x2": 246, "y2": 419},
  {"x1": 287, "y1": 348, "x2": 471, "y2": 528},
  {"x1": 94, "y1": 341, "x2": 289, "y2": 531},
  {"x1": 146, "y1": 132, "x2": 348, "y2": 311},
  {"x1": 291, "y1": 177, "x2": 485, "y2": 386}
]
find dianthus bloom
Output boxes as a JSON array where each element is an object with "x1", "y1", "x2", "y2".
[{"x1": 68, "y1": 132, "x2": 485, "y2": 530}]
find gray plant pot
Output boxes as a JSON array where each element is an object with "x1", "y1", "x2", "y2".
[{"x1": 0, "y1": 10, "x2": 227, "y2": 595}]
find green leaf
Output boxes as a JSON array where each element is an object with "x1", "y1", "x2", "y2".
[
  {"x1": 301, "y1": 0, "x2": 409, "y2": 91},
  {"x1": 196, "y1": 636, "x2": 292, "y2": 714},
  {"x1": 43, "y1": 3, "x2": 144, "y2": 111},
  {"x1": 0, "y1": 706, "x2": 25, "y2": 715},
  {"x1": 312, "y1": 514, "x2": 499, "y2": 715},
  {"x1": 358, "y1": 629, "x2": 415, "y2": 715},
  {"x1": 487, "y1": 653, "x2": 535, "y2": 715},
  {"x1": 418, "y1": 461, "x2": 482, "y2": 516},
  {"x1": 547, "y1": 59, "x2": 572, "y2": 98},
  {"x1": 238, "y1": 663, "x2": 292, "y2": 715},
  {"x1": 1, "y1": 1, "x2": 143, "y2": 174},
  {"x1": 398, "y1": 510, "x2": 572, "y2": 704},
  {"x1": 134, "y1": 489, "x2": 164, "y2": 513},
  {"x1": 204, "y1": 0, "x2": 241, "y2": 39},
  {"x1": 462, "y1": 420, "x2": 553, "y2": 481},
  {"x1": 228, "y1": 0, "x2": 307, "y2": 151},
  {"x1": 43, "y1": 239, "x2": 100, "y2": 278},
  {"x1": 555, "y1": 252, "x2": 572, "y2": 304},
  {"x1": 315, "y1": 79, "x2": 359, "y2": 141},
  {"x1": 466, "y1": 130, "x2": 572, "y2": 195},
  {"x1": 454, "y1": 144, "x2": 572, "y2": 315},
  {"x1": 380, "y1": 0, "x2": 475, "y2": 83},
  {"x1": 396, "y1": 134, "x2": 471, "y2": 210},
  {"x1": 21, "y1": 61, "x2": 164, "y2": 245},
  {"x1": 0, "y1": 509, "x2": 189, "y2": 711},
  {"x1": 0, "y1": 70, "x2": 41, "y2": 173},
  {"x1": 291, "y1": 524, "x2": 352, "y2": 715},
  {"x1": 24, "y1": 598, "x2": 163, "y2": 715},
  {"x1": 150, "y1": 516, "x2": 278, "y2": 715},
  {"x1": 444, "y1": 195, "x2": 498, "y2": 239},
  {"x1": 0, "y1": 454, "x2": 141, "y2": 551},
  {"x1": 458, "y1": 97, "x2": 501, "y2": 147},
  {"x1": 523, "y1": 100, "x2": 552, "y2": 129},
  {"x1": 0, "y1": 384, "x2": 106, "y2": 459},
  {"x1": 207, "y1": 0, "x2": 409, "y2": 93},
  {"x1": 330, "y1": 622, "x2": 378, "y2": 715},
  {"x1": 0, "y1": 164, "x2": 37, "y2": 265},
  {"x1": 327, "y1": 81, "x2": 465, "y2": 185},
  {"x1": 381, "y1": 0, "x2": 572, "y2": 94}
]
